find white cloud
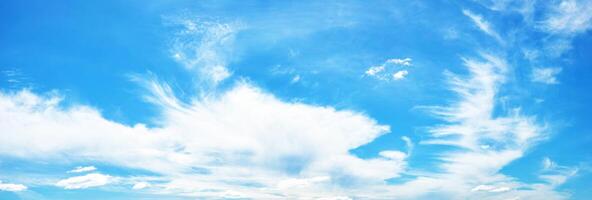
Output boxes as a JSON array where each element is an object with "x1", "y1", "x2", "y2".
[
  {"x1": 401, "y1": 136, "x2": 414, "y2": 155},
  {"x1": 542, "y1": 0, "x2": 592, "y2": 35},
  {"x1": 365, "y1": 65, "x2": 385, "y2": 76},
  {"x1": 474, "y1": 0, "x2": 537, "y2": 22},
  {"x1": 1, "y1": 53, "x2": 576, "y2": 199},
  {"x1": 471, "y1": 184, "x2": 511, "y2": 192},
  {"x1": 532, "y1": 67, "x2": 562, "y2": 84},
  {"x1": 365, "y1": 58, "x2": 412, "y2": 81},
  {"x1": 0, "y1": 51, "x2": 577, "y2": 199},
  {"x1": 539, "y1": 157, "x2": 579, "y2": 187},
  {"x1": 462, "y1": 10, "x2": 503, "y2": 43},
  {"x1": 392, "y1": 70, "x2": 409, "y2": 80},
  {"x1": 389, "y1": 54, "x2": 575, "y2": 200},
  {"x1": 277, "y1": 176, "x2": 330, "y2": 189},
  {"x1": 169, "y1": 18, "x2": 239, "y2": 85},
  {"x1": 132, "y1": 182, "x2": 150, "y2": 190},
  {"x1": 56, "y1": 173, "x2": 113, "y2": 190},
  {"x1": 379, "y1": 150, "x2": 407, "y2": 161},
  {"x1": 0, "y1": 80, "x2": 406, "y2": 198},
  {"x1": 387, "y1": 58, "x2": 412, "y2": 66},
  {"x1": 0, "y1": 181, "x2": 27, "y2": 192},
  {"x1": 68, "y1": 166, "x2": 97, "y2": 173}
]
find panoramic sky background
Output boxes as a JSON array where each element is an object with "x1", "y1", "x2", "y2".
[{"x1": 1, "y1": 0, "x2": 591, "y2": 199}]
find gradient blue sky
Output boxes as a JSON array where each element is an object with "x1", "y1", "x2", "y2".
[{"x1": 1, "y1": 0, "x2": 591, "y2": 199}]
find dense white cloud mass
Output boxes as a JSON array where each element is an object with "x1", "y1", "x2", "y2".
[
  {"x1": 0, "y1": 181, "x2": 27, "y2": 192},
  {"x1": 56, "y1": 173, "x2": 113, "y2": 189},
  {"x1": 0, "y1": 81, "x2": 408, "y2": 198}
]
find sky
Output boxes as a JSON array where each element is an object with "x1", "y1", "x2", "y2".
[{"x1": 0, "y1": 0, "x2": 591, "y2": 199}]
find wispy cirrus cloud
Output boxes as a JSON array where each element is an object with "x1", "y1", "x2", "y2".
[
  {"x1": 388, "y1": 53, "x2": 575, "y2": 199},
  {"x1": 532, "y1": 67, "x2": 562, "y2": 84},
  {"x1": 168, "y1": 17, "x2": 241, "y2": 85},
  {"x1": 462, "y1": 10, "x2": 503, "y2": 43},
  {"x1": 541, "y1": 0, "x2": 592, "y2": 35}
]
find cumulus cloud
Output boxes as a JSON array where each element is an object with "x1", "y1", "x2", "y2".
[
  {"x1": 0, "y1": 79, "x2": 407, "y2": 198},
  {"x1": 0, "y1": 181, "x2": 27, "y2": 192},
  {"x1": 532, "y1": 67, "x2": 562, "y2": 84},
  {"x1": 67, "y1": 166, "x2": 97, "y2": 173},
  {"x1": 365, "y1": 58, "x2": 412, "y2": 81},
  {"x1": 462, "y1": 10, "x2": 503, "y2": 43},
  {"x1": 56, "y1": 173, "x2": 113, "y2": 190}
]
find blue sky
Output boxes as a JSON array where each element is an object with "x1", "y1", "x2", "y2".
[{"x1": 1, "y1": 0, "x2": 591, "y2": 199}]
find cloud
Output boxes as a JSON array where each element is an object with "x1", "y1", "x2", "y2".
[
  {"x1": 365, "y1": 65, "x2": 385, "y2": 76},
  {"x1": 392, "y1": 70, "x2": 409, "y2": 80},
  {"x1": 532, "y1": 67, "x2": 562, "y2": 84},
  {"x1": 462, "y1": 10, "x2": 503, "y2": 43},
  {"x1": 132, "y1": 182, "x2": 150, "y2": 190},
  {"x1": 56, "y1": 173, "x2": 113, "y2": 190},
  {"x1": 541, "y1": 0, "x2": 592, "y2": 35},
  {"x1": 277, "y1": 176, "x2": 330, "y2": 189},
  {"x1": 401, "y1": 136, "x2": 414, "y2": 157},
  {"x1": 0, "y1": 53, "x2": 575, "y2": 199},
  {"x1": 539, "y1": 157, "x2": 579, "y2": 187},
  {"x1": 0, "y1": 80, "x2": 407, "y2": 198},
  {"x1": 0, "y1": 181, "x2": 27, "y2": 192},
  {"x1": 543, "y1": 157, "x2": 557, "y2": 170},
  {"x1": 387, "y1": 58, "x2": 412, "y2": 66},
  {"x1": 365, "y1": 58, "x2": 412, "y2": 81},
  {"x1": 168, "y1": 18, "x2": 240, "y2": 85},
  {"x1": 471, "y1": 184, "x2": 511, "y2": 193},
  {"x1": 67, "y1": 166, "x2": 97, "y2": 173},
  {"x1": 388, "y1": 53, "x2": 576, "y2": 199},
  {"x1": 0, "y1": 50, "x2": 577, "y2": 199},
  {"x1": 474, "y1": 0, "x2": 537, "y2": 22}
]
